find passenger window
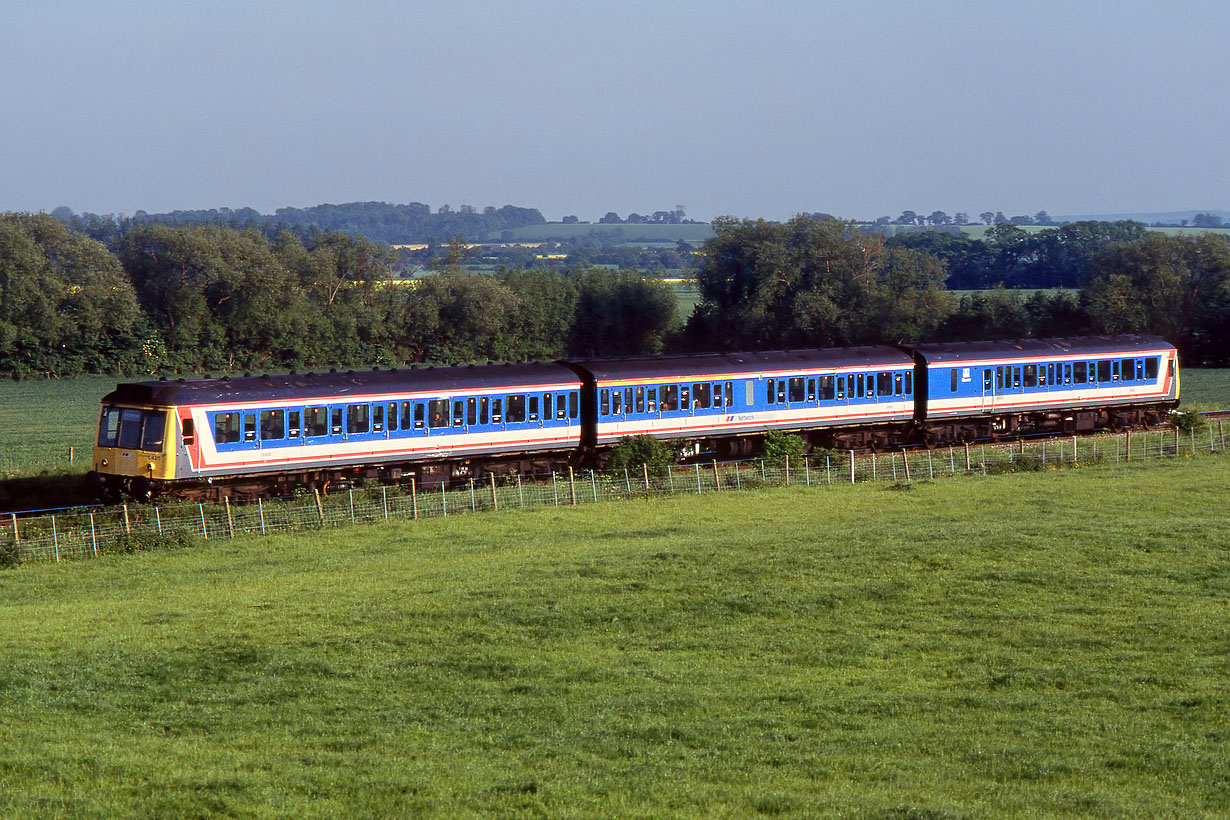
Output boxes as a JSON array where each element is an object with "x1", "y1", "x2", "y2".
[
  {"x1": 661, "y1": 385, "x2": 677, "y2": 411},
  {"x1": 306, "y1": 407, "x2": 328, "y2": 437},
  {"x1": 694, "y1": 383, "x2": 711, "y2": 409},
  {"x1": 468, "y1": 397, "x2": 478, "y2": 425},
  {"x1": 347, "y1": 404, "x2": 369, "y2": 434},
  {"x1": 820, "y1": 375, "x2": 835, "y2": 400},
  {"x1": 182, "y1": 417, "x2": 196, "y2": 445},
  {"x1": 243, "y1": 414, "x2": 256, "y2": 442},
  {"x1": 1024, "y1": 364, "x2": 1037, "y2": 388},
  {"x1": 983, "y1": 369, "x2": 992, "y2": 391},
  {"x1": 726, "y1": 382, "x2": 734, "y2": 407},
  {"x1": 1097, "y1": 360, "x2": 1111, "y2": 382},
  {"x1": 1074, "y1": 361, "x2": 1087, "y2": 384},
  {"x1": 1112, "y1": 361, "x2": 1120, "y2": 381},
  {"x1": 807, "y1": 378, "x2": 816, "y2": 401},
  {"x1": 712, "y1": 384, "x2": 722, "y2": 407},
  {"x1": 904, "y1": 372, "x2": 912, "y2": 394},
  {"x1": 635, "y1": 387, "x2": 645, "y2": 413},
  {"x1": 1013, "y1": 368, "x2": 1021, "y2": 389},
  {"x1": 647, "y1": 388, "x2": 657, "y2": 413},
  {"x1": 331, "y1": 408, "x2": 342, "y2": 435},
  {"x1": 529, "y1": 395, "x2": 540, "y2": 421},
  {"x1": 856, "y1": 373, "x2": 865, "y2": 398},
  {"x1": 1121, "y1": 359, "x2": 1135, "y2": 381},
  {"x1": 788, "y1": 377, "x2": 805, "y2": 403},
  {"x1": 480, "y1": 396, "x2": 490, "y2": 425},
  {"x1": 894, "y1": 373, "x2": 904, "y2": 395},
  {"x1": 260, "y1": 409, "x2": 285, "y2": 440},
  {"x1": 624, "y1": 388, "x2": 633, "y2": 413},
  {"x1": 544, "y1": 394, "x2": 552, "y2": 420},
  {"x1": 373, "y1": 405, "x2": 384, "y2": 433},
  {"x1": 995, "y1": 367, "x2": 1004, "y2": 390},
  {"x1": 401, "y1": 402, "x2": 414, "y2": 430},
  {"x1": 1064, "y1": 364, "x2": 1072, "y2": 384},
  {"x1": 681, "y1": 385, "x2": 690, "y2": 410},
  {"x1": 414, "y1": 403, "x2": 426, "y2": 429},
  {"x1": 568, "y1": 393, "x2": 578, "y2": 419},
  {"x1": 453, "y1": 400, "x2": 464, "y2": 426},
  {"x1": 428, "y1": 400, "x2": 448, "y2": 428},
  {"x1": 766, "y1": 379, "x2": 775, "y2": 405},
  {"x1": 215, "y1": 412, "x2": 240, "y2": 444},
  {"x1": 387, "y1": 403, "x2": 397, "y2": 431},
  {"x1": 492, "y1": 398, "x2": 503, "y2": 423},
  {"x1": 507, "y1": 395, "x2": 526, "y2": 423},
  {"x1": 777, "y1": 381, "x2": 786, "y2": 403},
  {"x1": 1145, "y1": 357, "x2": 1158, "y2": 379},
  {"x1": 600, "y1": 388, "x2": 610, "y2": 415},
  {"x1": 611, "y1": 390, "x2": 622, "y2": 415},
  {"x1": 878, "y1": 372, "x2": 893, "y2": 397},
  {"x1": 287, "y1": 412, "x2": 300, "y2": 438},
  {"x1": 950, "y1": 369, "x2": 959, "y2": 392},
  {"x1": 837, "y1": 377, "x2": 846, "y2": 400}
]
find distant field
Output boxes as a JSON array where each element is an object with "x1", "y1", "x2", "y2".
[
  {"x1": 0, "y1": 457, "x2": 1227, "y2": 817},
  {"x1": 506, "y1": 223, "x2": 715, "y2": 243}
]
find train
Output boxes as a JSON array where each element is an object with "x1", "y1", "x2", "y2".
[{"x1": 86, "y1": 334, "x2": 1179, "y2": 501}]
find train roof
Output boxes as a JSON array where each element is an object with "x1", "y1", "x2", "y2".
[
  {"x1": 102, "y1": 361, "x2": 582, "y2": 407},
  {"x1": 570, "y1": 346, "x2": 914, "y2": 382},
  {"x1": 904, "y1": 334, "x2": 1175, "y2": 364}
]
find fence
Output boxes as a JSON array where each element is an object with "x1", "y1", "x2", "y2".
[{"x1": 3, "y1": 423, "x2": 1226, "y2": 566}]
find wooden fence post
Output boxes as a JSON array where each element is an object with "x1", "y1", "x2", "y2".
[
  {"x1": 568, "y1": 466, "x2": 577, "y2": 506},
  {"x1": 122, "y1": 503, "x2": 131, "y2": 536},
  {"x1": 902, "y1": 450, "x2": 911, "y2": 480},
  {"x1": 313, "y1": 488, "x2": 325, "y2": 526},
  {"x1": 850, "y1": 451, "x2": 856, "y2": 484},
  {"x1": 9, "y1": 513, "x2": 17, "y2": 546},
  {"x1": 490, "y1": 473, "x2": 498, "y2": 511},
  {"x1": 224, "y1": 496, "x2": 235, "y2": 538},
  {"x1": 411, "y1": 477, "x2": 418, "y2": 520},
  {"x1": 713, "y1": 459, "x2": 720, "y2": 491},
  {"x1": 643, "y1": 463, "x2": 651, "y2": 493},
  {"x1": 964, "y1": 442, "x2": 971, "y2": 472}
]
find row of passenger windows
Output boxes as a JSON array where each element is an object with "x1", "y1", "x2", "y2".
[
  {"x1": 600, "y1": 382, "x2": 736, "y2": 416},
  {"x1": 953, "y1": 357, "x2": 1161, "y2": 392},
  {"x1": 599, "y1": 372, "x2": 913, "y2": 417},
  {"x1": 212, "y1": 392, "x2": 580, "y2": 444},
  {"x1": 769, "y1": 372, "x2": 911, "y2": 404}
]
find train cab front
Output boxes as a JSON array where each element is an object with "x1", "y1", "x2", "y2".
[{"x1": 88, "y1": 404, "x2": 177, "y2": 500}]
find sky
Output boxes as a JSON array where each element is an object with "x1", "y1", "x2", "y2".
[{"x1": 2, "y1": 0, "x2": 1228, "y2": 223}]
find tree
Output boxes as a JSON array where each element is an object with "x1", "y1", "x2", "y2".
[
  {"x1": 928, "y1": 211, "x2": 951, "y2": 226},
  {"x1": 980, "y1": 212, "x2": 995, "y2": 225},
  {"x1": 896, "y1": 210, "x2": 919, "y2": 226},
  {"x1": 1083, "y1": 233, "x2": 1230, "y2": 364},
  {"x1": 0, "y1": 214, "x2": 146, "y2": 377},
  {"x1": 1192, "y1": 213, "x2": 1224, "y2": 229},
  {"x1": 570, "y1": 271, "x2": 676, "y2": 357},
  {"x1": 687, "y1": 215, "x2": 953, "y2": 350}
]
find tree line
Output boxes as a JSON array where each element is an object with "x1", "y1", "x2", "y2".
[
  {"x1": 685, "y1": 216, "x2": 1229, "y2": 367},
  {"x1": 2, "y1": 212, "x2": 1227, "y2": 381},
  {"x1": 0, "y1": 215, "x2": 675, "y2": 378}
]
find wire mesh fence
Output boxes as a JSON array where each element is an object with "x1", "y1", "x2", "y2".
[{"x1": 3, "y1": 423, "x2": 1226, "y2": 567}]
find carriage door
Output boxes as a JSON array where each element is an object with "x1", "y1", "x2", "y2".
[{"x1": 981, "y1": 368, "x2": 995, "y2": 411}]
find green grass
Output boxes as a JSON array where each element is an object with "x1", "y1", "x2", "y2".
[
  {"x1": 1, "y1": 457, "x2": 1228, "y2": 818},
  {"x1": 0, "y1": 375, "x2": 117, "y2": 478},
  {"x1": 1181, "y1": 369, "x2": 1230, "y2": 408}
]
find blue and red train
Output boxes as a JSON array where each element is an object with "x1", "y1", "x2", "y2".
[{"x1": 87, "y1": 334, "x2": 1179, "y2": 500}]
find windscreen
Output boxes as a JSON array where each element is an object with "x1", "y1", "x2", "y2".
[{"x1": 98, "y1": 406, "x2": 166, "y2": 452}]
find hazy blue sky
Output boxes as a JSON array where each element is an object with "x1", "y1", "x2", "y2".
[{"x1": 2, "y1": 0, "x2": 1226, "y2": 222}]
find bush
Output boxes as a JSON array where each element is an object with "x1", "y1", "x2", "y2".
[
  {"x1": 606, "y1": 435, "x2": 673, "y2": 476},
  {"x1": 763, "y1": 431, "x2": 807, "y2": 465},
  {"x1": 0, "y1": 539, "x2": 20, "y2": 569}
]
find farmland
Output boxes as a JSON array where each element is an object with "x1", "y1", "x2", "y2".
[{"x1": 0, "y1": 456, "x2": 1227, "y2": 818}]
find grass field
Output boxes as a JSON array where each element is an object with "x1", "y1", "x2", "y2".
[{"x1": 0, "y1": 456, "x2": 1228, "y2": 818}]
